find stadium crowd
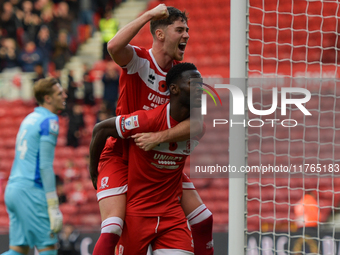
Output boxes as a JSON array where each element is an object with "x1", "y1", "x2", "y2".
[{"x1": 0, "y1": 0, "x2": 119, "y2": 76}]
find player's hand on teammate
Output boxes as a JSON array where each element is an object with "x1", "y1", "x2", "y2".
[
  {"x1": 148, "y1": 4, "x2": 169, "y2": 20},
  {"x1": 132, "y1": 132, "x2": 161, "y2": 151},
  {"x1": 46, "y1": 192, "x2": 63, "y2": 233}
]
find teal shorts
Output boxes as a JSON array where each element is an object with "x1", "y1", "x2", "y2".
[{"x1": 5, "y1": 184, "x2": 58, "y2": 248}]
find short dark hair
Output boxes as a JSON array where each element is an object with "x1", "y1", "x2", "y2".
[
  {"x1": 33, "y1": 77, "x2": 59, "y2": 105},
  {"x1": 166, "y1": 62, "x2": 197, "y2": 89},
  {"x1": 150, "y1": 7, "x2": 188, "y2": 36}
]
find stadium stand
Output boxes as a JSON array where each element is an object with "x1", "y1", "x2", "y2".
[{"x1": 1, "y1": 0, "x2": 339, "y2": 235}]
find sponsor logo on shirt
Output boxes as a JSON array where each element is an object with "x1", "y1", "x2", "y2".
[
  {"x1": 153, "y1": 154, "x2": 183, "y2": 161},
  {"x1": 147, "y1": 93, "x2": 168, "y2": 105},
  {"x1": 124, "y1": 115, "x2": 139, "y2": 130},
  {"x1": 148, "y1": 73, "x2": 156, "y2": 84}
]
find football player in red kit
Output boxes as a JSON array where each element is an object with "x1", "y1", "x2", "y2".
[
  {"x1": 90, "y1": 4, "x2": 213, "y2": 255},
  {"x1": 91, "y1": 63, "x2": 204, "y2": 254}
]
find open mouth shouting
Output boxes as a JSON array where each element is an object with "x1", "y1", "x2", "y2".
[{"x1": 178, "y1": 42, "x2": 187, "y2": 53}]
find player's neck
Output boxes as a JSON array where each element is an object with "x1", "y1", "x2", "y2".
[
  {"x1": 169, "y1": 102, "x2": 190, "y2": 123},
  {"x1": 151, "y1": 47, "x2": 173, "y2": 71},
  {"x1": 41, "y1": 103, "x2": 57, "y2": 114}
]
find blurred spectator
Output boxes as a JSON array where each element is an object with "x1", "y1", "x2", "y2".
[
  {"x1": 82, "y1": 64, "x2": 95, "y2": 105},
  {"x1": 21, "y1": 0, "x2": 34, "y2": 14},
  {"x1": 56, "y1": 174, "x2": 67, "y2": 204},
  {"x1": 58, "y1": 223, "x2": 81, "y2": 255},
  {"x1": 102, "y1": 61, "x2": 119, "y2": 115},
  {"x1": 66, "y1": 69, "x2": 78, "y2": 108},
  {"x1": 40, "y1": 5, "x2": 54, "y2": 32},
  {"x1": 63, "y1": 159, "x2": 80, "y2": 182},
  {"x1": 79, "y1": 0, "x2": 96, "y2": 35},
  {"x1": 68, "y1": 181, "x2": 87, "y2": 205},
  {"x1": 36, "y1": 25, "x2": 52, "y2": 74},
  {"x1": 96, "y1": 101, "x2": 110, "y2": 123},
  {"x1": 32, "y1": 64, "x2": 45, "y2": 83},
  {"x1": 21, "y1": 0, "x2": 41, "y2": 41},
  {"x1": 9, "y1": 0, "x2": 22, "y2": 10},
  {"x1": 65, "y1": 0, "x2": 79, "y2": 23},
  {"x1": 97, "y1": 0, "x2": 116, "y2": 17},
  {"x1": 294, "y1": 191, "x2": 319, "y2": 230},
  {"x1": 0, "y1": 37, "x2": 20, "y2": 72},
  {"x1": 99, "y1": 8, "x2": 118, "y2": 60},
  {"x1": 52, "y1": 29, "x2": 71, "y2": 71},
  {"x1": 18, "y1": 40, "x2": 43, "y2": 72},
  {"x1": 67, "y1": 104, "x2": 85, "y2": 148},
  {"x1": 34, "y1": 0, "x2": 54, "y2": 18},
  {"x1": 0, "y1": 1, "x2": 21, "y2": 40},
  {"x1": 53, "y1": 2, "x2": 74, "y2": 38}
]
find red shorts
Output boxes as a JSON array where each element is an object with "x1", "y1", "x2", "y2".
[
  {"x1": 116, "y1": 214, "x2": 194, "y2": 255},
  {"x1": 96, "y1": 138, "x2": 128, "y2": 201},
  {"x1": 96, "y1": 140, "x2": 196, "y2": 201}
]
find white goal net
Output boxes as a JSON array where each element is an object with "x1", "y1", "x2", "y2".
[{"x1": 246, "y1": 0, "x2": 340, "y2": 254}]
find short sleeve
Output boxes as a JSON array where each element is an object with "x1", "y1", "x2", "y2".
[
  {"x1": 124, "y1": 46, "x2": 149, "y2": 75},
  {"x1": 115, "y1": 110, "x2": 150, "y2": 138},
  {"x1": 40, "y1": 117, "x2": 59, "y2": 145}
]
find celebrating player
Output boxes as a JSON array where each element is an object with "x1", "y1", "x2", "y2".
[
  {"x1": 91, "y1": 62, "x2": 203, "y2": 254},
  {"x1": 2, "y1": 78, "x2": 67, "y2": 255},
  {"x1": 90, "y1": 4, "x2": 213, "y2": 255}
]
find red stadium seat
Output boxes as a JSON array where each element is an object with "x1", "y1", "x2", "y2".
[
  {"x1": 60, "y1": 203, "x2": 78, "y2": 215},
  {"x1": 79, "y1": 214, "x2": 101, "y2": 227},
  {"x1": 0, "y1": 215, "x2": 9, "y2": 227},
  {"x1": 191, "y1": 178, "x2": 211, "y2": 189}
]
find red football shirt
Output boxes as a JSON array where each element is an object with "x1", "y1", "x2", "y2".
[
  {"x1": 105, "y1": 46, "x2": 180, "y2": 154},
  {"x1": 115, "y1": 103, "x2": 201, "y2": 217}
]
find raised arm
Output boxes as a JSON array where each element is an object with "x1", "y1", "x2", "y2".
[
  {"x1": 107, "y1": 4, "x2": 169, "y2": 66},
  {"x1": 89, "y1": 117, "x2": 119, "y2": 189},
  {"x1": 133, "y1": 108, "x2": 203, "y2": 151}
]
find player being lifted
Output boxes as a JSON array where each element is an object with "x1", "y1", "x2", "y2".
[
  {"x1": 91, "y1": 62, "x2": 203, "y2": 254},
  {"x1": 2, "y1": 78, "x2": 66, "y2": 255},
  {"x1": 90, "y1": 4, "x2": 213, "y2": 255}
]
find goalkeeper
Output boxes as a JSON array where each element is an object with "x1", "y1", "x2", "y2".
[{"x1": 1, "y1": 77, "x2": 67, "y2": 255}]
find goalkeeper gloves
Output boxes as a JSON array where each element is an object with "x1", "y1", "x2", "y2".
[{"x1": 46, "y1": 191, "x2": 63, "y2": 233}]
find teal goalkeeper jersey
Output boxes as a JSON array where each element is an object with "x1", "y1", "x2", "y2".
[{"x1": 8, "y1": 106, "x2": 59, "y2": 192}]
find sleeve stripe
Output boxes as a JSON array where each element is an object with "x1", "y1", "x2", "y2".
[
  {"x1": 182, "y1": 182, "x2": 196, "y2": 190},
  {"x1": 115, "y1": 116, "x2": 124, "y2": 138}
]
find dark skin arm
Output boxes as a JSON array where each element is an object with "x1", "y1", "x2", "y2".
[
  {"x1": 89, "y1": 117, "x2": 119, "y2": 190},
  {"x1": 132, "y1": 108, "x2": 203, "y2": 151}
]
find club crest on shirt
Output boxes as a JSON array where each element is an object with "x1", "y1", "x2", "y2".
[
  {"x1": 118, "y1": 245, "x2": 124, "y2": 255},
  {"x1": 124, "y1": 115, "x2": 139, "y2": 130},
  {"x1": 100, "y1": 177, "x2": 109, "y2": 189}
]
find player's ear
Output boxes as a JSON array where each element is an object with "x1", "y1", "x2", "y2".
[
  {"x1": 169, "y1": 83, "x2": 179, "y2": 95},
  {"x1": 155, "y1": 29, "x2": 165, "y2": 42},
  {"x1": 43, "y1": 94, "x2": 52, "y2": 104}
]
